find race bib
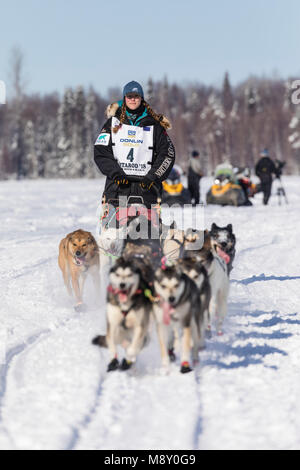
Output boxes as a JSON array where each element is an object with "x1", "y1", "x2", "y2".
[
  {"x1": 111, "y1": 117, "x2": 154, "y2": 176},
  {"x1": 95, "y1": 133, "x2": 110, "y2": 146}
]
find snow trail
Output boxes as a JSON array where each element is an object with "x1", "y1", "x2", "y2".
[{"x1": 0, "y1": 177, "x2": 299, "y2": 449}]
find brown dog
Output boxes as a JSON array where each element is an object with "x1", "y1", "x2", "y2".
[{"x1": 58, "y1": 229, "x2": 100, "y2": 311}]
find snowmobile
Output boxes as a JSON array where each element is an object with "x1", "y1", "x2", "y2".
[
  {"x1": 162, "y1": 166, "x2": 192, "y2": 206},
  {"x1": 206, "y1": 163, "x2": 247, "y2": 207},
  {"x1": 233, "y1": 166, "x2": 258, "y2": 205}
]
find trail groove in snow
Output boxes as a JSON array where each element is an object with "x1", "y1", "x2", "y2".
[
  {"x1": 0, "y1": 177, "x2": 299, "y2": 449},
  {"x1": 74, "y1": 365, "x2": 200, "y2": 450},
  {"x1": 1, "y1": 256, "x2": 56, "y2": 282}
]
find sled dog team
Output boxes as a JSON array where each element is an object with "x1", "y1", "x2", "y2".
[{"x1": 58, "y1": 222, "x2": 236, "y2": 374}]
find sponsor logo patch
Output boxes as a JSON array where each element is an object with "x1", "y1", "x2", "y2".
[
  {"x1": 95, "y1": 133, "x2": 110, "y2": 146},
  {"x1": 120, "y1": 138, "x2": 143, "y2": 144}
]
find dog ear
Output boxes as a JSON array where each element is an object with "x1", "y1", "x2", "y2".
[
  {"x1": 66, "y1": 232, "x2": 75, "y2": 245},
  {"x1": 203, "y1": 230, "x2": 212, "y2": 248},
  {"x1": 89, "y1": 233, "x2": 99, "y2": 248},
  {"x1": 227, "y1": 224, "x2": 233, "y2": 232},
  {"x1": 86, "y1": 231, "x2": 96, "y2": 242},
  {"x1": 211, "y1": 223, "x2": 217, "y2": 231},
  {"x1": 185, "y1": 233, "x2": 197, "y2": 243},
  {"x1": 185, "y1": 228, "x2": 202, "y2": 243}
]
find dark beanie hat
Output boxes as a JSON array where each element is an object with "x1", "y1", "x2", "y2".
[
  {"x1": 123, "y1": 81, "x2": 144, "y2": 98},
  {"x1": 192, "y1": 150, "x2": 199, "y2": 157}
]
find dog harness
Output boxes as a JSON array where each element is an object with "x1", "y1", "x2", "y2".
[
  {"x1": 107, "y1": 284, "x2": 143, "y2": 317},
  {"x1": 100, "y1": 204, "x2": 160, "y2": 232}
]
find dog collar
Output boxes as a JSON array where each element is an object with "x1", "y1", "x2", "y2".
[{"x1": 107, "y1": 285, "x2": 142, "y2": 296}]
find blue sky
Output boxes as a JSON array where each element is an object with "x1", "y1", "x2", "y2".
[{"x1": 0, "y1": 0, "x2": 299, "y2": 98}]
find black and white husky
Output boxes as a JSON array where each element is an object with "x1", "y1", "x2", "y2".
[
  {"x1": 183, "y1": 230, "x2": 229, "y2": 336},
  {"x1": 178, "y1": 256, "x2": 211, "y2": 347},
  {"x1": 153, "y1": 263, "x2": 204, "y2": 373},
  {"x1": 209, "y1": 223, "x2": 236, "y2": 275},
  {"x1": 93, "y1": 257, "x2": 152, "y2": 371}
]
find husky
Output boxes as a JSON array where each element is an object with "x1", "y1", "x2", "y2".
[
  {"x1": 183, "y1": 230, "x2": 229, "y2": 336},
  {"x1": 209, "y1": 223, "x2": 236, "y2": 275},
  {"x1": 125, "y1": 213, "x2": 162, "y2": 265},
  {"x1": 122, "y1": 242, "x2": 154, "y2": 288},
  {"x1": 93, "y1": 257, "x2": 152, "y2": 371},
  {"x1": 153, "y1": 263, "x2": 204, "y2": 373},
  {"x1": 178, "y1": 256, "x2": 211, "y2": 348}
]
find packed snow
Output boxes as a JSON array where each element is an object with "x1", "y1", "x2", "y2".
[{"x1": 0, "y1": 176, "x2": 299, "y2": 450}]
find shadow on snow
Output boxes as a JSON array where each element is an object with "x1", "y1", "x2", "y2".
[
  {"x1": 201, "y1": 302, "x2": 299, "y2": 371},
  {"x1": 231, "y1": 274, "x2": 300, "y2": 285}
]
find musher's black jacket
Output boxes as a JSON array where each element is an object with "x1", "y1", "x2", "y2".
[{"x1": 94, "y1": 102, "x2": 175, "y2": 207}]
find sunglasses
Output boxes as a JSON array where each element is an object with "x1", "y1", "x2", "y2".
[{"x1": 126, "y1": 94, "x2": 141, "y2": 100}]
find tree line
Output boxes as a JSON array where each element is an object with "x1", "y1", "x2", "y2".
[{"x1": 1, "y1": 73, "x2": 300, "y2": 180}]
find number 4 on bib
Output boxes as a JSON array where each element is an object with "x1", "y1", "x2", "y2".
[{"x1": 127, "y1": 148, "x2": 134, "y2": 162}]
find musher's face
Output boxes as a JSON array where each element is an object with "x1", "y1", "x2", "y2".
[{"x1": 125, "y1": 93, "x2": 142, "y2": 110}]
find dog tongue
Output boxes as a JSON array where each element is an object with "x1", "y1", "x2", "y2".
[
  {"x1": 75, "y1": 254, "x2": 86, "y2": 265},
  {"x1": 162, "y1": 302, "x2": 175, "y2": 325},
  {"x1": 119, "y1": 291, "x2": 128, "y2": 303},
  {"x1": 216, "y1": 247, "x2": 230, "y2": 264}
]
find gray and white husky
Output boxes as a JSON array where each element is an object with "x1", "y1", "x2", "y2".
[
  {"x1": 183, "y1": 230, "x2": 229, "y2": 336},
  {"x1": 209, "y1": 223, "x2": 236, "y2": 275},
  {"x1": 178, "y1": 256, "x2": 211, "y2": 347},
  {"x1": 153, "y1": 263, "x2": 204, "y2": 373},
  {"x1": 93, "y1": 257, "x2": 152, "y2": 371}
]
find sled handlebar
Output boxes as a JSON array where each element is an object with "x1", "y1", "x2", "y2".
[
  {"x1": 102, "y1": 177, "x2": 161, "y2": 205},
  {"x1": 127, "y1": 176, "x2": 161, "y2": 201}
]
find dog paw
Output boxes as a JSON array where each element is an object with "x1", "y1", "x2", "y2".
[
  {"x1": 168, "y1": 348, "x2": 176, "y2": 362},
  {"x1": 107, "y1": 358, "x2": 119, "y2": 372},
  {"x1": 205, "y1": 328, "x2": 212, "y2": 339},
  {"x1": 180, "y1": 362, "x2": 193, "y2": 374},
  {"x1": 119, "y1": 358, "x2": 132, "y2": 371},
  {"x1": 74, "y1": 303, "x2": 87, "y2": 313},
  {"x1": 92, "y1": 335, "x2": 107, "y2": 348}
]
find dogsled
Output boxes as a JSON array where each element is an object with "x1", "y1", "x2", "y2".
[
  {"x1": 92, "y1": 176, "x2": 234, "y2": 374},
  {"x1": 206, "y1": 163, "x2": 248, "y2": 207},
  {"x1": 97, "y1": 177, "x2": 163, "y2": 264},
  {"x1": 162, "y1": 166, "x2": 192, "y2": 206}
]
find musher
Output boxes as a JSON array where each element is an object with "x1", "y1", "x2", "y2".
[{"x1": 94, "y1": 80, "x2": 175, "y2": 215}]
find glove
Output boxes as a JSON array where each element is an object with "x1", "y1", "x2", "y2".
[
  {"x1": 114, "y1": 176, "x2": 129, "y2": 186},
  {"x1": 140, "y1": 176, "x2": 154, "y2": 190}
]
